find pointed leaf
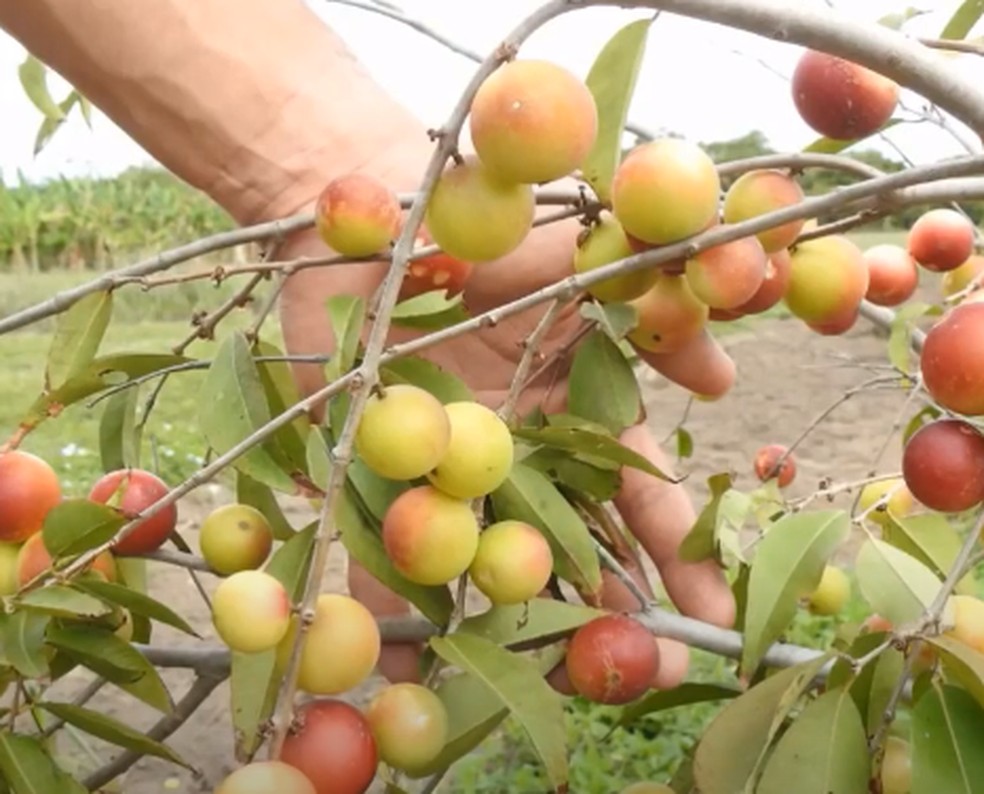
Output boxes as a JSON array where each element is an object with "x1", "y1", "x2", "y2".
[
  {"x1": 756, "y1": 686, "x2": 869, "y2": 794},
  {"x1": 742, "y1": 510, "x2": 850, "y2": 672},
  {"x1": 324, "y1": 295, "x2": 365, "y2": 380},
  {"x1": 803, "y1": 120, "x2": 904, "y2": 154},
  {"x1": 45, "y1": 290, "x2": 113, "y2": 390},
  {"x1": 199, "y1": 332, "x2": 298, "y2": 494},
  {"x1": 391, "y1": 291, "x2": 470, "y2": 330},
  {"x1": 941, "y1": 0, "x2": 984, "y2": 39},
  {"x1": 430, "y1": 632, "x2": 568, "y2": 790},
  {"x1": 568, "y1": 329, "x2": 643, "y2": 435},
  {"x1": 520, "y1": 447, "x2": 621, "y2": 502},
  {"x1": 676, "y1": 427, "x2": 694, "y2": 460},
  {"x1": 99, "y1": 387, "x2": 142, "y2": 472},
  {"x1": 39, "y1": 702, "x2": 190, "y2": 767},
  {"x1": 42, "y1": 499, "x2": 125, "y2": 558},
  {"x1": 458, "y1": 600, "x2": 603, "y2": 646},
  {"x1": 16, "y1": 586, "x2": 111, "y2": 620},
  {"x1": 855, "y1": 538, "x2": 942, "y2": 627},
  {"x1": 512, "y1": 426, "x2": 673, "y2": 481},
  {"x1": 18, "y1": 55, "x2": 65, "y2": 122},
  {"x1": 253, "y1": 339, "x2": 312, "y2": 474},
  {"x1": 614, "y1": 683, "x2": 741, "y2": 731},
  {"x1": 678, "y1": 473, "x2": 736, "y2": 563},
  {"x1": 927, "y1": 634, "x2": 984, "y2": 710},
  {"x1": 582, "y1": 19, "x2": 652, "y2": 202},
  {"x1": 347, "y1": 457, "x2": 410, "y2": 522},
  {"x1": 380, "y1": 356, "x2": 474, "y2": 404},
  {"x1": 236, "y1": 470, "x2": 295, "y2": 541},
  {"x1": 912, "y1": 684, "x2": 984, "y2": 793},
  {"x1": 886, "y1": 512, "x2": 974, "y2": 590},
  {"x1": 0, "y1": 732, "x2": 87, "y2": 794},
  {"x1": 693, "y1": 653, "x2": 831, "y2": 794},
  {"x1": 579, "y1": 302, "x2": 639, "y2": 343},
  {"x1": 2, "y1": 611, "x2": 50, "y2": 678},
  {"x1": 490, "y1": 463, "x2": 602, "y2": 596},
  {"x1": 73, "y1": 579, "x2": 198, "y2": 637}
]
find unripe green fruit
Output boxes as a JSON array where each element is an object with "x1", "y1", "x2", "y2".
[
  {"x1": 427, "y1": 402, "x2": 514, "y2": 499},
  {"x1": 199, "y1": 503, "x2": 274, "y2": 575},
  {"x1": 365, "y1": 683, "x2": 449, "y2": 775},
  {"x1": 355, "y1": 384, "x2": 451, "y2": 481},
  {"x1": 425, "y1": 155, "x2": 535, "y2": 263},
  {"x1": 469, "y1": 520, "x2": 554, "y2": 605},
  {"x1": 573, "y1": 214, "x2": 658, "y2": 303},
  {"x1": 212, "y1": 570, "x2": 291, "y2": 654}
]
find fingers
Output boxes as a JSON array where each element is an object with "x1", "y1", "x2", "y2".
[
  {"x1": 634, "y1": 329, "x2": 736, "y2": 400},
  {"x1": 347, "y1": 560, "x2": 424, "y2": 684},
  {"x1": 613, "y1": 423, "x2": 737, "y2": 630}
]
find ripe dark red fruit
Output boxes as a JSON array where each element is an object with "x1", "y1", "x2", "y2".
[
  {"x1": 565, "y1": 614, "x2": 659, "y2": 705},
  {"x1": 920, "y1": 302, "x2": 984, "y2": 416},
  {"x1": 88, "y1": 469, "x2": 177, "y2": 556},
  {"x1": 754, "y1": 444, "x2": 796, "y2": 488},
  {"x1": 902, "y1": 419, "x2": 984, "y2": 513},
  {"x1": 280, "y1": 700, "x2": 378, "y2": 794}
]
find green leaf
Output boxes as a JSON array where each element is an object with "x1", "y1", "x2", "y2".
[
  {"x1": 391, "y1": 290, "x2": 470, "y2": 331},
  {"x1": 912, "y1": 683, "x2": 984, "y2": 793},
  {"x1": 38, "y1": 702, "x2": 190, "y2": 768},
  {"x1": 941, "y1": 0, "x2": 984, "y2": 39},
  {"x1": 756, "y1": 686, "x2": 869, "y2": 794},
  {"x1": 430, "y1": 633, "x2": 568, "y2": 790},
  {"x1": 692, "y1": 653, "x2": 831, "y2": 794},
  {"x1": 73, "y1": 579, "x2": 198, "y2": 637},
  {"x1": 324, "y1": 295, "x2": 365, "y2": 380},
  {"x1": 41, "y1": 499, "x2": 125, "y2": 558},
  {"x1": 678, "y1": 473, "x2": 737, "y2": 563},
  {"x1": 235, "y1": 470, "x2": 295, "y2": 541},
  {"x1": 2, "y1": 611, "x2": 50, "y2": 678},
  {"x1": 16, "y1": 586, "x2": 111, "y2": 620},
  {"x1": 45, "y1": 625, "x2": 172, "y2": 713},
  {"x1": 613, "y1": 683, "x2": 742, "y2": 731},
  {"x1": 886, "y1": 512, "x2": 974, "y2": 590},
  {"x1": 927, "y1": 635, "x2": 984, "y2": 711},
  {"x1": 512, "y1": 426, "x2": 673, "y2": 481},
  {"x1": 18, "y1": 55, "x2": 65, "y2": 123},
  {"x1": 21, "y1": 353, "x2": 192, "y2": 431},
  {"x1": 888, "y1": 302, "x2": 941, "y2": 373},
  {"x1": 490, "y1": 464, "x2": 602, "y2": 596},
  {"x1": 0, "y1": 732, "x2": 87, "y2": 794},
  {"x1": 458, "y1": 600, "x2": 603, "y2": 647},
  {"x1": 99, "y1": 387, "x2": 142, "y2": 473},
  {"x1": 252, "y1": 339, "x2": 312, "y2": 475},
  {"x1": 855, "y1": 538, "x2": 942, "y2": 627},
  {"x1": 803, "y1": 120, "x2": 904, "y2": 154},
  {"x1": 579, "y1": 301, "x2": 639, "y2": 343},
  {"x1": 742, "y1": 510, "x2": 850, "y2": 672},
  {"x1": 335, "y1": 487, "x2": 453, "y2": 625},
  {"x1": 582, "y1": 19, "x2": 652, "y2": 202},
  {"x1": 567, "y1": 330, "x2": 643, "y2": 436},
  {"x1": 904, "y1": 405, "x2": 942, "y2": 446},
  {"x1": 199, "y1": 332, "x2": 298, "y2": 494},
  {"x1": 45, "y1": 290, "x2": 113, "y2": 391},
  {"x1": 347, "y1": 458, "x2": 410, "y2": 523},
  {"x1": 520, "y1": 447, "x2": 621, "y2": 502},
  {"x1": 231, "y1": 524, "x2": 316, "y2": 758},
  {"x1": 827, "y1": 632, "x2": 905, "y2": 735},
  {"x1": 676, "y1": 427, "x2": 694, "y2": 460},
  {"x1": 380, "y1": 356, "x2": 475, "y2": 404},
  {"x1": 879, "y1": 7, "x2": 931, "y2": 30}
]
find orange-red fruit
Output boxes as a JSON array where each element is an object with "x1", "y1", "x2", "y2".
[
  {"x1": 401, "y1": 227, "x2": 474, "y2": 300},
  {"x1": 565, "y1": 614, "x2": 659, "y2": 705},
  {"x1": 314, "y1": 173, "x2": 402, "y2": 258},
  {"x1": 754, "y1": 444, "x2": 796, "y2": 488},
  {"x1": 469, "y1": 59, "x2": 598, "y2": 185},
  {"x1": 280, "y1": 700, "x2": 378, "y2": 794},
  {"x1": 734, "y1": 249, "x2": 792, "y2": 315},
  {"x1": 89, "y1": 469, "x2": 177, "y2": 557},
  {"x1": 901, "y1": 419, "x2": 984, "y2": 513},
  {"x1": 612, "y1": 139, "x2": 721, "y2": 246},
  {"x1": 627, "y1": 274, "x2": 709, "y2": 354},
  {"x1": 806, "y1": 306, "x2": 860, "y2": 336},
  {"x1": 920, "y1": 302, "x2": 984, "y2": 416},
  {"x1": 863, "y1": 244, "x2": 919, "y2": 307},
  {"x1": 684, "y1": 236, "x2": 768, "y2": 310},
  {"x1": 907, "y1": 209, "x2": 976, "y2": 273},
  {"x1": 791, "y1": 50, "x2": 899, "y2": 140},
  {"x1": 722, "y1": 170, "x2": 805, "y2": 253},
  {"x1": 0, "y1": 451, "x2": 61, "y2": 543},
  {"x1": 215, "y1": 761, "x2": 316, "y2": 794},
  {"x1": 15, "y1": 531, "x2": 117, "y2": 588}
]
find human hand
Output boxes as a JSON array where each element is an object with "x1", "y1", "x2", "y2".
[{"x1": 276, "y1": 135, "x2": 737, "y2": 690}]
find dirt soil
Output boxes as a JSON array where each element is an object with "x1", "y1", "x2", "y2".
[{"x1": 46, "y1": 313, "x2": 915, "y2": 794}]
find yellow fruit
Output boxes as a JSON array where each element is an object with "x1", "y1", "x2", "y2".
[
  {"x1": 807, "y1": 566, "x2": 851, "y2": 616},
  {"x1": 199, "y1": 503, "x2": 274, "y2": 575},
  {"x1": 427, "y1": 402, "x2": 514, "y2": 499}
]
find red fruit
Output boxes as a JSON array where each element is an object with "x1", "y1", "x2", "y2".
[
  {"x1": 280, "y1": 700, "x2": 378, "y2": 794},
  {"x1": 754, "y1": 444, "x2": 796, "y2": 488},
  {"x1": 806, "y1": 306, "x2": 860, "y2": 336},
  {"x1": 684, "y1": 236, "x2": 768, "y2": 310},
  {"x1": 565, "y1": 614, "x2": 659, "y2": 704},
  {"x1": 0, "y1": 451, "x2": 61, "y2": 543},
  {"x1": 16, "y1": 531, "x2": 117, "y2": 588},
  {"x1": 863, "y1": 244, "x2": 919, "y2": 306},
  {"x1": 920, "y1": 302, "x2": 984, "y2": 416},
  {"x1": 902, "y1": 419, "x2": 984, "y2": 513},
  {"x1": 709, "y1": 307, "x2": 744, "y2": 322},
  {"x1": 907, "y1": 209, "x2": 976, "y2": 273},
  {"x1": 734, "y1": 249, "x2": 792, "y2": 315},
  {"x1": 400, "y1": 227, "x2": 474, "y2": 300},
  {"x1": 88, "y1": 469, "x2": 177, "y2": 556},
  {"x1": 791, "y1": 50, "x2": 899, "y2": 140}
]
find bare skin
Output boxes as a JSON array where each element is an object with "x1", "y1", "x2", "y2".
[{"x1": 0, "y1": 0, "x2": 736, "y2": 688}]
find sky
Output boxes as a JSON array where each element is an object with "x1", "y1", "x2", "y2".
[{"x1": 0, "y1": 0, "x2": 982, "y2": 188}]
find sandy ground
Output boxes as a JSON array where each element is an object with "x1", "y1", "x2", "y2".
[{"x1": 44, "y1": 312, "x2": 915, "y2": 793}]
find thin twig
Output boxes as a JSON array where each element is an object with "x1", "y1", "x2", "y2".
[{"x1": 498, "y1": 299, "x2": 565, "y2": 420}]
